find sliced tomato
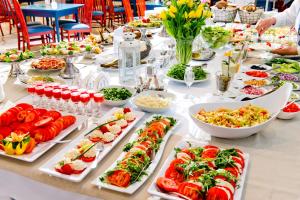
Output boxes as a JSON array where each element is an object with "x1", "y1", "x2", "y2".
[
  {"x1": 53, "y1": 120, "x2": 64, "y2": 133},
  {"x1": 99, "y1": 125, "x2": 109, "y2": 133},
  {"x1": 181, "y1": 149, "x2": 196, "y2": 160},
  {"x1": 35, "y1": 108, "x2": 47, "y2": 116},
  {"x1": 188, "y1": 169, "x2": 205, "y2": 180},
  {"x1": 156, "y1": 177, "x2": 178, "y2": 192},
  {"x1": 81, "y1": 156, "x2": 96, "y2": 162},
  {"x1": 0, "y1": 113, "x2": 9, "y2": 126},
  {"x1": 25, "y1": 138, "x2": 36, "y2": 154},
  {"x1": 202, "y1": 148, "x2": 219, "y2": 159},
  {"x1": 14, "y1": 122, "x2": 34, "y2": 135},
  {"x1": 33, "y1": 128, "x2": 47, "y2": 143},
  {"x1": 25, "y1": 110, "x2": 38, "y2": 123},
  {"x1": 107, "y1": 169, "x2": 131, "y2": 188},
  {"x1": 15, "y1": 103, "x2": 33, "y2": 110},
  {"x1": 169, "y1": 158, "x2": 186, "y2": 172},
  {"x1": 224, "y1": 167, "x2": 239, "y2": 178},
  {"x1": 232, "y1": 156, "x2": 244, "y2": 169},
  {"x1": 178, "y1": 182, "x2": 203, "y2": 200},
  {"x1": 203, "y1": 145, "x2": 219, "y2": 150},
  {"x1": 44, "y1": 111, "x2": 62, "y2": 121},
  {"x1": 123, "y1": 107, "x2": 131, "y2": 113},
  {"x1": 89, "y1": 137, "x2": 101, "y2": 143},
  {"x1": 56, "y1": 164, "x2": 74, "y2": 175},
  {"x1": 34, "y1": 116, "x2": 53, "y2": 127},
  {"x1": 0, "y1": 126, "x2": 12, "y2": 138},
  {"x1": 17, "y1": 110, "x2": 28, "y2": 122},
  {"x1": 9, "y1": 122, "x2": 21, "y2": 130},
  {"x1": 206, "y1": 186, "x2": 232, "y2": 200},
  {"x1": 61, "y1": 116, "x2": 76, "y2": 129},
  {"x1": 165, "y1": 164, "x2": 185, "y2": 184},
  {"x1": 73, "y1": 168, "x2": 86, "y2": 174}
]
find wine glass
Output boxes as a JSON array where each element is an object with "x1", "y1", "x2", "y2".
[{"x1": 184, "y1": 66, "x2": 195, "y2": 88}]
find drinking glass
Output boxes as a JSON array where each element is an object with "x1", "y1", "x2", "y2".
[
  {"x1": 52, "y1": 89, "x2": 62, "y2": 110},
  {"x1": 93, "y1": 93, "x2": 104, "y2": 117},
  {"x1": 215, "y1": 71, "x2": 231, "y2": 96},
  {"x1": 71, "y1": 92, "x2": 80, "y2": 114},
  {"x1": 27, "y1": 85, "x2": 36, "y2": 105},
  {"x1": 184, "y1": 66, "x2": 195, "y2": 88},
  {"x1": 80, "y1": 93, "x2": 91, "y2": 115},
  {"x1": 35, "y1": 85, "x2": 45, "y2": 107},
  {"x1": 61, "y1": 90, "x2": 71, "y2": 112},
  {"x1": 44, "y1": 87, "x2": 53, "y2": 109}
]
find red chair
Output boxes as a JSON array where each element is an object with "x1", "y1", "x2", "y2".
[
  {"x1": 0, "y1": 0, "x2": 14, "y2": 36},
  {"x1": 107, "y1": 0, "x2": 126, "y2": 27},
  {"x1": 12, "y1": 0, "x2": 55, "y2": 50},
  {"x1": 92, "y1": 0, "x2": 106, "y2": 27},
  {"x1": 136, "y1": 0, "x2": 146, "y2": 18},
  {"x1": 61, "y1": 0, "x2": 94, "y2": 41},
  {"x1": 122, "y1": 0, "x2": 133, "y2": 22}
]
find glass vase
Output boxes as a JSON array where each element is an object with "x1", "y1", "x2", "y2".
[{"x1": 176, "y1": 38, "x2": 194, "y2": 65}]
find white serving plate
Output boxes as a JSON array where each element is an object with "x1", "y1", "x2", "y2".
[
  {"x1": 189, "y1": 83, "x2": 292, "y2": 138},
  {"x1": 132, "y1": 90, "x2": 176, "y2": 113},
  {"x1": 101, "y1": 85, "x2": 136, "y2": 106},
  {"x1": 92, "y1": 115, "x2": 180, "y2": 194},
  {"x1": 248, "y1": 42, "x2": 282, "y2": 52},
  {"x1": 39, "y1": 107, "x2": 145, "y2": 182},
  {"x1": 147, "y1": 140, "x2": 250, "y2": 200},
  {"x1": 0, "y1": 112, "x2": 86, "y2": 162},
  {"x1": 166, "y1": 73, "x2": 210, "y2": 85}
]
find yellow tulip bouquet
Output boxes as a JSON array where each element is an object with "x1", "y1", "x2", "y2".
[{"x1": 161, "y1": 0, "x2": 212, "y2": 64}]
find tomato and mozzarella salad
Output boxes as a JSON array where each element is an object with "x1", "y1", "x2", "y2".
[
  {"x1": 88, "y1": 107, "x2": 136, "y2": 143},
  {"x1": 55, "y1": 107, "x2": 137, "y2": 175},
  {"x1": 0, "y1": 103, "x2": 76, "y2": 155},
  {"x1": 100, "y1": 116, "x2": 177, "y2": 188},
  {"x1": 155, "y1": 145, "x2": 246, "y2": 200},
  {"x1": 55, "y1": 139, "x2": 98, "y2": 175}
]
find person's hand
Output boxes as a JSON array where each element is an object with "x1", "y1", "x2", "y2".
[
  {"x1": 256, "y1": 17, "x2": 276, "y2": 35},
  {"x1": 271, "y1": 46, "x2": 298, "y2": 55}
]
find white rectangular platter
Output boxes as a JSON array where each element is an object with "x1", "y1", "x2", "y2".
[
  {"x1": 147, "y1": 139, "x2": 250, "y2": 200},
  {"x1": 92, "y1": 115, "x2": 180, "y2": 194},
  {"x1": 0, "y1": 112, "x2": 87, "y2": 162},
  {"x1": 39, "y1": 107, "x2": 145, "y2": 182}
]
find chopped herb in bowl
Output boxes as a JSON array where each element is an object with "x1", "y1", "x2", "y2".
[
  {"x1": 167, "y1": 64, "x2": 207, "y2": 81},
  {"x1": 100, "y1": 87, "x2": 133, "y2": 101}
]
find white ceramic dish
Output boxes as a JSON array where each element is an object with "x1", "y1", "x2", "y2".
[
  {"x1": 277, "y1": 110, "x2": 300, "y2": 119},
  {"x1": 92, "y1": 115, "x2": 180, "y2": 194},
  {"x1": 39, "y1": 107, "x2": 145, "y2": 182},
  {"x1": 189, "y1": 83, "x2": 293, "y2": 138},
  {"x1": 133, "y1": 90, "x2": 176, "y2": 113},
  {"x1": 147, "y1": 140, "x2": 250, "y2": 200},
  {"x1": 100, "y1": 85, "x2": 136, "y2": 106},
  {"x1": 166, "y1": 73, "x2": 210, "y2": 85},
  {"x1": 248, "y1": 42, "x2": 282, "y2": 52}
]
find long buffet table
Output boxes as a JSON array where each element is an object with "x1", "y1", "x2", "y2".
[{"x1": 1, "y1": 35, "x2": 300, "y2": 200}]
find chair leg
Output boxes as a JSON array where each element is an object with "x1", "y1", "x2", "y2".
[
  {"x1": 52, "y1": 32, "x2": 56, "y2": 43},
  {"x1": 41, "y1": 35, "x2": 45, "y2": 44},
  {"x1": 17, "y1": 31, "x2": 21, "y2": 50},
  {"x1": 0, "y1": 24, "x2": 4, "y2": 36},
  {"x1": 67, "y1": 32, "x2": 71, "y2": 41}
]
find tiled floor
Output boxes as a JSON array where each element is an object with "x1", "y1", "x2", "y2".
[{"x1": 0, "y1": 23, "x2": 19, "y2": 50}]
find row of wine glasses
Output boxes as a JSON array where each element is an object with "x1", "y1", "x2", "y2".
[{"x1": 27, "y1": 83, "x2": 104, "y2": 116}]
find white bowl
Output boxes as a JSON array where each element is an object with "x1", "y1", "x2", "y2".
[
  {"x1": 133, "y1": 91, "x2": 175, "y2": 113},
  {"x1": 101, "y1": 85, "x2": 136, "y2": 106},
  {"x1": 189, "y1": 83, "x2": 293, "y2": 139},
  {"x1": 277, "y1": 102, "x2": 300, "y2": 120},
  {"x1": 277, "y1": 110, "x2": 300, "y2": 120}
]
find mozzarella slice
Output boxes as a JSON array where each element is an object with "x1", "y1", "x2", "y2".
[
  {"x1": 215, "y1": 178, "x2": 235, "y2": 194},
  {"x1": 176, "y1": 152, "x2": 191, "y2": 161}
]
